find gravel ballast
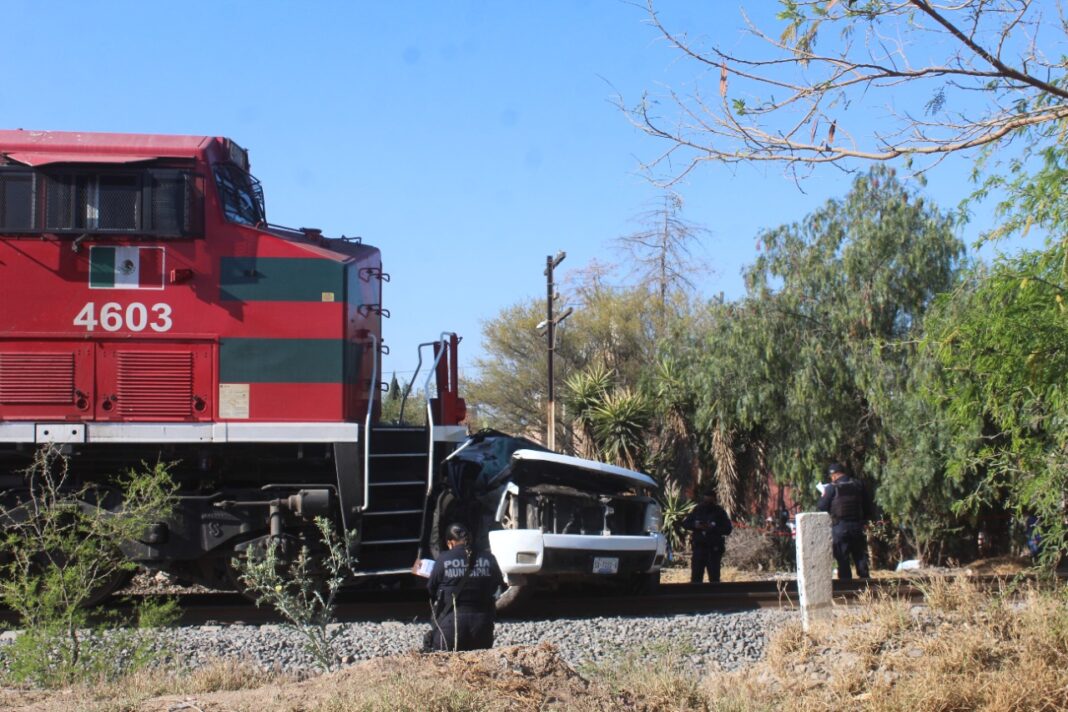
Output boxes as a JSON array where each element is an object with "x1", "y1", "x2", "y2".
[{"x1": 149, "y1": 609, "x2": 793, "y2": 674}]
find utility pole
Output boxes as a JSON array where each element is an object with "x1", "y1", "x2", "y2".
[{"x1": 542, "y1": 251, "x2": 572, "y2": 450}]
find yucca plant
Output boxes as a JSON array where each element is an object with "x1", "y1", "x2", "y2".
[
  {"x1": 659, "y1": 481, "x2": 696, "y2": 554},
  {"x1": 564, "y1": 363, "x2": 614, "y2": 459},
  {"x1": 591, "y1": 387, "x2": 653, "y2": 471}
]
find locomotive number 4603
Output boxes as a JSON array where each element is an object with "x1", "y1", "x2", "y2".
[{"x1": 72, "y1": 302, "x2": 173, "y2": 333}]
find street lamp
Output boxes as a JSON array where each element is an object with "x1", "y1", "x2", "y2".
[{"x1": 543, "y1": 252, "x2": 572, "y2": 450}]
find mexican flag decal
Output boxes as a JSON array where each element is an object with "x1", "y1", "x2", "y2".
[{"x1": 89, "y1": 246, "x2": 165, "y2": 290}]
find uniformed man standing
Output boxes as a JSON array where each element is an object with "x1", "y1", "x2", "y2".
[
  {"x1": 816, "y1": 462, "x2": 873, "y2": 580},
  {"x1": 682, "y1": 487, "x2": 733, "y2": 583},
  {"x1": 427, "y1": 523, "x2": 504, "y2": 651}
]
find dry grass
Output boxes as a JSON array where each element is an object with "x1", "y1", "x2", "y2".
[
  {"x1": 4, "y1": 577, "x2": 1067, "y2": 711},
  {"x1": 0, "y1": 659, "x2": 294, "y2": 712},
  {"x1": 706, "y1": 576, "x2": 1068, "y2": 711},
  {"x1": 576, "y1": 641, "x2": 709, "y2": 712}
]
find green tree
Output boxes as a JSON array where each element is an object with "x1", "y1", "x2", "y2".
[
  {"x1": 468, "y1": 277, "x2": 656, "y2": 446},
  {"x1": 687, "y1": 167, "x2": 964, "y2": 541},
  {"x1": 379, "y1": 376, "x2": 424, "y2": 425},
  {"x1": 922, "y1": 245, "x2": 1068, "y2": 566},
  {"x1": 563, "y1": 365, "x2": 656, "y2": 470},
  {"x1": 467, "y1": 300, "x2": 551, "y2": 439}
]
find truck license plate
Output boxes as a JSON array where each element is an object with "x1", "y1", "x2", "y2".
[{"x1": 592, "y1": 556, "x2": 619, "y2": 575}]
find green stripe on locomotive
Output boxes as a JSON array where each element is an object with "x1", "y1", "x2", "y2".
[
  {"x1": 219, "y1": 338, "x2": 346, "y2": 383},
  {"x1": 219, "y1": 257, "x2": 345, "y2": 302}
]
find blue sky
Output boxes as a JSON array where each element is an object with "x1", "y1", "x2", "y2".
[{"x1": 3, "y1": 1, "x2": 1039, "y2": 382}]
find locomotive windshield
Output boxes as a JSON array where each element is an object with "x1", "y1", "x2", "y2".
[
  {"x1": 0, "y1": 166, "x2": 201, "y2": 237},
  {"x1": 213, "y1": 163, "x2": 265, "y2": 226}
]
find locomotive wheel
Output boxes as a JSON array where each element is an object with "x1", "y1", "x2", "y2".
[
  {"x1": 225, "y1": 534, "x2": 332, "y2": 604},
  {"x1": 0, "y1": 488, "x2": 133, "y2": 607},
  {"x1": 82, "y1": 567, "x2": 136, "y2": 607}
]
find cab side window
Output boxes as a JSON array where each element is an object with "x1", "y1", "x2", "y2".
[
  {"x1": 46, "y1": 173, "x2": 140, "y2": 232},
  {"x1": 0, "y1": 167, "x2": 201, "y2": 238},
  {"x1": 0, "y1": 169, "x2": 36, "y2": 231}
]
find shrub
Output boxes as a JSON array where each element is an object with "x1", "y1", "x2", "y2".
[
  {"x1": 723, "y1": 525, "x2": 792, "y2": 573},
  {"x1": 0, "y1": 446, "x2": 177, "y2": 687}
]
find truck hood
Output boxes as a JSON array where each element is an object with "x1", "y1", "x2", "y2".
[
  {"x1": 505, "y1": 449, "x2": 657, "y2": 493},
  {"x1": 444, "y1": 430, "x2": 656, "y2": 496}
]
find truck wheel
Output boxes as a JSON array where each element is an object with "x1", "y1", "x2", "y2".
[{"x1": 494, "y1": 583, "x2": 531, "y2": 615}]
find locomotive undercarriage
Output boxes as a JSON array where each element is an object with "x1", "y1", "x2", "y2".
[{"x1": 0, "y1": 441, "x2": 366, "y2": 592}]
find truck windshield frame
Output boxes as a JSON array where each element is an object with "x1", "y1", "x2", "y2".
[{"x1": 213, "y1": 163, "x2": 265, "y2": 227}]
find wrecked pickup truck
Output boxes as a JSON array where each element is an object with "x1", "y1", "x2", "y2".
[{"x1": 419, "y1": 430, "x2": 667, "y2": 610}]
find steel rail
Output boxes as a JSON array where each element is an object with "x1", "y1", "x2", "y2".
[{"x1": 15, "y1": 574, "x2": 1049, "y2": 627}]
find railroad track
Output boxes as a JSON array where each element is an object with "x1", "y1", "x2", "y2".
[
  {"x1": 64, "y1": 574, "x2": 1037, "y2": 626},
  {"x1": 0, "y1": 574, "x2": 1042, "y2": 627}
]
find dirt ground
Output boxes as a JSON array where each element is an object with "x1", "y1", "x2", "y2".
[
  {"x1": 658, "y1": 554, "x2": 1032, "y2": 584},
  {"x1": 0, "y1": 644, "x2": 619, "y2": 712}
]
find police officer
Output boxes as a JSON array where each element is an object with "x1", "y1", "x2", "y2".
[
  {"x1": 682, "y1": 487, "x2": 733, "y2": 583},
  {"x1": 816, "y1": 462, "x2": 873, "y2": 580},
  {"x1": 427, "y1": 522, "x2": 504, "y2": 651}
]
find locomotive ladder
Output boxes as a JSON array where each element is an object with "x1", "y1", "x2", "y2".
[{"x1": 354, "y1": 425, "x2": 431, "y2": 572}]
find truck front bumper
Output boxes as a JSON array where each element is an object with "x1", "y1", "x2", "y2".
[{"x1": 489, "y1": 529, "x2": 667, "y2": 580}]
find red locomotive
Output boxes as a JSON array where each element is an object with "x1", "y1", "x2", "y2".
[{"x1": 0, "y1": 129, "x2": 467, "y2": 595}]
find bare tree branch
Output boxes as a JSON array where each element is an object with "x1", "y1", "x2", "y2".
[{"x1": 625, "y1": 0, "x2": 1068, "y2": 183}]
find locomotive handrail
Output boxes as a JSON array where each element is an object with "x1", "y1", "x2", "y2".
[
  {"x1": 361, "y1": 332, "x2": 379, "y2": 513},
  {"x1": 399, "y1": 336, "x2": 450, "y2": 425},
  {"x1": 398, "y1": 344, "x2": 426, "y2": 425},
  {"x1": 421, "y1": 332, "x2": 453, "y2": 414},
  {"x1": 423, "y1": 334, "x2": 455, "y2": 496}
]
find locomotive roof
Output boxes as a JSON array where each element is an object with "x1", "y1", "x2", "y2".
[{"x1": 0, "y1": 129, "x2": 217, "y2": 166}]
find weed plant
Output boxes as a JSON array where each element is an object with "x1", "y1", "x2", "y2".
[{"x1": 235, "y1": 516, "x2": 356, "y2": 672}]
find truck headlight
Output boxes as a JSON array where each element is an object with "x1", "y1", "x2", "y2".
[{"x1": 643, "y1": 502, "x2": 662, "y2": 533}]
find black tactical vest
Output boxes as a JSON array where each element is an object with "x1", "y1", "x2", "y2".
[{"x1": 830, "y1": 480, "x2": 864, "y2": 522}]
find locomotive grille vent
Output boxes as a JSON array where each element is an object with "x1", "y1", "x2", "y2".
[
  {"x1": 0, "y1": 352, "x2": 75, "y2": 404},
  {"x1": 116, "y1": 351, "x2": 193, "y2": 418}
]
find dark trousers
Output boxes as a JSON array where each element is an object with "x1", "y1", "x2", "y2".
[
  {"x1": 832, "y1": 523, "x2": 870, "y2": 580},
  {"x1": 429, "y1": 609, "x2": 495, "y2": 651},
  {"x1": 691, "y1": 542, "x2": 725, "y2": 583}
]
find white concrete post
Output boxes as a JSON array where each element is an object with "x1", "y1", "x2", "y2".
[{"x1": 796, "y1": 511, "x2": 833, "y2": 631}]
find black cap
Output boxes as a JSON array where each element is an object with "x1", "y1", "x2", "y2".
[{"x1": 827, "y1": 462, "x2": 847, "y2": 476}]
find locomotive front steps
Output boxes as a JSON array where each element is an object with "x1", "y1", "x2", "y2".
[{"x1": 355, "y1": 425, "x2": 431, "y2": 571}]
